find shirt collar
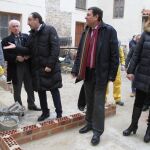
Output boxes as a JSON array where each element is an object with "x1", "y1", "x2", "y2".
[
  {"x1": 37, "y1": 24, "x2": 42, "y2": 31},
  {"x1": 92, "y1": 23, "x2": 100, "y2": 30}
]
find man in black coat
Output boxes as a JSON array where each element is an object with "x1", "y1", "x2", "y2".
[
  {"x1": 1, "y1": 19, "x2": 40, "y2": 111},
  {"x1": 3, "y1": 13, "x2": 63, "y2": 122},
  {"x1": 72, "y1": 7, "x2": 119, "y2": 145}
]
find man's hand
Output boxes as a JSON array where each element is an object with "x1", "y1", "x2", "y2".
[
  {"x1": 16, "y1": 56, "x2": 24, "y2": 62},
  {"x1": 45, "y1": 66, "x2": 51, "y2": 72},
  {"x1": 121, "y1": 65, "x2": 125, "y2": 71},
  {"x1": 3, "y1": 42, "x2": 16, "y2": 49},
  {"x1": 71, "y1": 73, "x2": 77, "y2": 78},
  {"x1": 24, "y1": 56, "x2": 30, "y2": 60},
  {"x1": 126, "y1": 74, "x2": 134, "y2": 81}
]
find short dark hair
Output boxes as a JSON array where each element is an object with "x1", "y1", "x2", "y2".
[
  {"x1": 30, "y1": 12, "x2": 44, "y2": 24},
  {"x1": 88, "y1": 7, "x2": 103, "y2": 21}
]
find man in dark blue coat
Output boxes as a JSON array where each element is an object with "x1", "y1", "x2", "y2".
[{"x1": 72, "y1": 7, "x2": 119, "y2": 145}]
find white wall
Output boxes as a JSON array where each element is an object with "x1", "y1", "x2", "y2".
[
  {"x1": 98, "y1": 0, "x2": 150, "y2": 46},
  {"x1": 60, "y1": 0, "x2": 100, "y2": 46},
  {"x1": 0, "y1": 0, "x2": 46, "y2": 34}
]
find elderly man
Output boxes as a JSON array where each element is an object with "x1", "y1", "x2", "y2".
[
  {"x1": 72, "y1": 7, "x2": 119, "y2": 145},
  {"x1": 1, "y1": 19, "x2": 40, "y2": 111}
]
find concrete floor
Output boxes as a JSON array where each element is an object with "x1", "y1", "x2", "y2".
[{"x1": 0, "y1": 72, "x2": 150, "y2": 149}]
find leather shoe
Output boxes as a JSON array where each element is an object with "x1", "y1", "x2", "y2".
[
  {"x1": 79, "y1": 125, "x2": 92, "y2": 134},
  {"x1": 116, "y1": 101, "x2": 124, "y2": 106},
  {"x1": 142, "y1": 105, "x2": 149, "y2": 111},
  {"x1": 91, "y1": 134, "x2": 100, "y2": 146},
  {"x1": 57, "y1": 114, "x2": 62, "y2": 118},
  {"x1": 28, "y1": 105, "x2": 41, "y2": 111},
  {"x1": 37, "y1": 113, "x2": 50, "y2": 122}
]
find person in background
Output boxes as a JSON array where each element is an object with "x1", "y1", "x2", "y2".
[
  {"x1": 123, "y1": 16, "x2": 150, "y2": 143},
  {"x1": 106, "y1": 43, "x2": 125, "y2": 106},
  {"x1": 0, "y1": 43, "x2": 5, "y2": 80},
  {"x1": 125, "y1": 34, "x2": 141, "y2": 97}
]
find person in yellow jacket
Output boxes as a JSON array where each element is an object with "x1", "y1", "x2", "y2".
[
  {"x1": 0, "y1": 43, "x2": 5, "y2": 79},
  {"x1": 106, "y1": 46, "x2": 125, "y2": 106}
]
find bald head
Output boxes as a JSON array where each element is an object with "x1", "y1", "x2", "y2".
[{"x1": 9, "y1": 19, "x2": 20, "y2": 35}]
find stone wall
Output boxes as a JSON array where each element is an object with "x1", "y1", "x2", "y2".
[{"x1": 45, "y1": 0, "x2": 72, "y2": 37}]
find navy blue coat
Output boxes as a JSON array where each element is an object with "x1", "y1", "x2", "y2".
[
  {"x1": 127, "y1": 31, "x2": 150, "y2": 92},
  {"x1": 1, "y1": 33, "x2": 29, "y2": 84},
  {"x1": 72, "y1": 22, "x2": 119, "y2": 87}
]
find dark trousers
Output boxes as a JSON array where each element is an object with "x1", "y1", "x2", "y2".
[
  {"x1": 38, "y1": 88, "x2": 62, "y2": 115},
  {"x1": 84, "y1": 68, "x2": 107, "y2": 135},
  {"x1": 134, "y1": 89, "x2": 150, "y2": 108},
  {"x1": 131, "y1": 80, "x2": 136, "y2": 93},
  {"x1": 13, "y1": 62, "x2": 35, "y2": 106}
]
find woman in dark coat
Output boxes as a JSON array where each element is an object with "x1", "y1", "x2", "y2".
[{"x1": 123, "y1": 16, "x2": 150, "y2": 143}]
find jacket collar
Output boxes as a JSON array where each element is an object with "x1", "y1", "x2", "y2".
[
  {"x1": 29, "y1": 23, "x2": 46, "y2": 34},
  {"x1": 84, "y1": 21, "x2": 107, "y2": 33}
]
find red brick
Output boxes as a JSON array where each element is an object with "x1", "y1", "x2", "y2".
[
  {"x1": 57, "y1": 116, "x2": 72, "y2": 125},
  {"x1": 32, "y1": 131, "x2": 49, "y2": 141},
  {"x1": 50, "y1": 126, "x2": 65, "y2": 134},
  {"x1": 16, "y1": 136, "x2": 32, "y2": 145},
  {"x1": 65, "y1": 122, "x2": 78, "y2": 130},
  {"x1": 22, "y1": 125, "x2": 41, "y2": 136},
  {"x1": 0, "y1": 139, "x2": 8, "y2": 150},
  {"x1": 70, "y1": 113, "x2": 85, "y2": 122},
  {"x1": 11, "y1": 132, "x2": 22, "y2": 139},
  {"x1": 1, "y1": 136, "x2": 21, "y2": 150},
  {"x1": 0, "y1": 129, "x2": 18, "y2": 137},
  {"x1": 40, "y1": 120, "x2": 58, "y2": 131},
  {"x1": 78, "y1": 120, "x2": 86, "y2": 126}
]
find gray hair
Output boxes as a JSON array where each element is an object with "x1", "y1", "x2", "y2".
[{"x1": 8, "y1": 19, "x2": 20, "y2": 28}]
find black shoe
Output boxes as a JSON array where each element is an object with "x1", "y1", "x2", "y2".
[
  {"x1": 144, "y1": 126, "x2": 150, "y2": 143},
  {"x1": 142, "y1": 105, "x2": 149, "y2": 112},
  {"x1": 91, "y1": 134, "x2": 100, "y2": 146},
  {"x1": 79, "y1": 125, "x2": 92, "y2": 134},
  {"x1": 116, "y1": 101, "x2": 124, "y2": 106},
  {"x1": 123, "y1": 107, "x2": 142, "y2": 136},
  {"x1": 123, "y1": 125, "x2": 138, "y2": 136},
  {"x1": 37, "y1": 113, "x2": 50, "y2": 122},
  {"x1": 57, "y1": 114, "x2": 62, "y2": 118},
  {"x1": 28, "y1": 105, "x2": 41, "y2": 111}
]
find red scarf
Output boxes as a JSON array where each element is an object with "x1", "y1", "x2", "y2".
[{"x1": 77, "y1": 25, "x2": 99, "y2": 80}]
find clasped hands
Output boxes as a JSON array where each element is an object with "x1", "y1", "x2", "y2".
[{"x1": 4, "y1": 42, "x2": 51, "y2": 72}]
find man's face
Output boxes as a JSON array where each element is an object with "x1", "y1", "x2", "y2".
[
  {"x1": 28, "y1": 15, "x2": 39, "y2": 30},
  {"x1": 85, "y1": 10, "x2": 98, "y2": 27},
  {"x1": 9, "y1": 22, "x2": 20, "y2": 35}
]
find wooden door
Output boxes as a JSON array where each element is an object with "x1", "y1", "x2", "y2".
[{"x1": 75, "y1": 22, "x2": 85, "y2": 47}]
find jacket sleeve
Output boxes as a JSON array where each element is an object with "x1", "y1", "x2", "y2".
[
  {"x1": 125, "y1": 46, "x2": 135, "y2": 68},
  {"x1": 108, "y1": 28, "x2": 119, "y2": 82},
  {"x1": 127, "y1": 33, "x2": 145, "y2": 74},
  {"x1": 71, "y1": 38, "x2": 83, "y2": 76},
  {"x1": 1, "y1": 39, "x2": 17, "y2": 63},
  {"x1": 15, "y1": 34, "x2": 30, "y2": 55},
  {"x1": 47, "y1": 26, "x2": 60, "y2": 69},
  {"x1": 0, "y1": 43, "x2": 5, "y2": 66},
  {"x1": 15, "y1": 46, "x2": 30, "y2": 55}
]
